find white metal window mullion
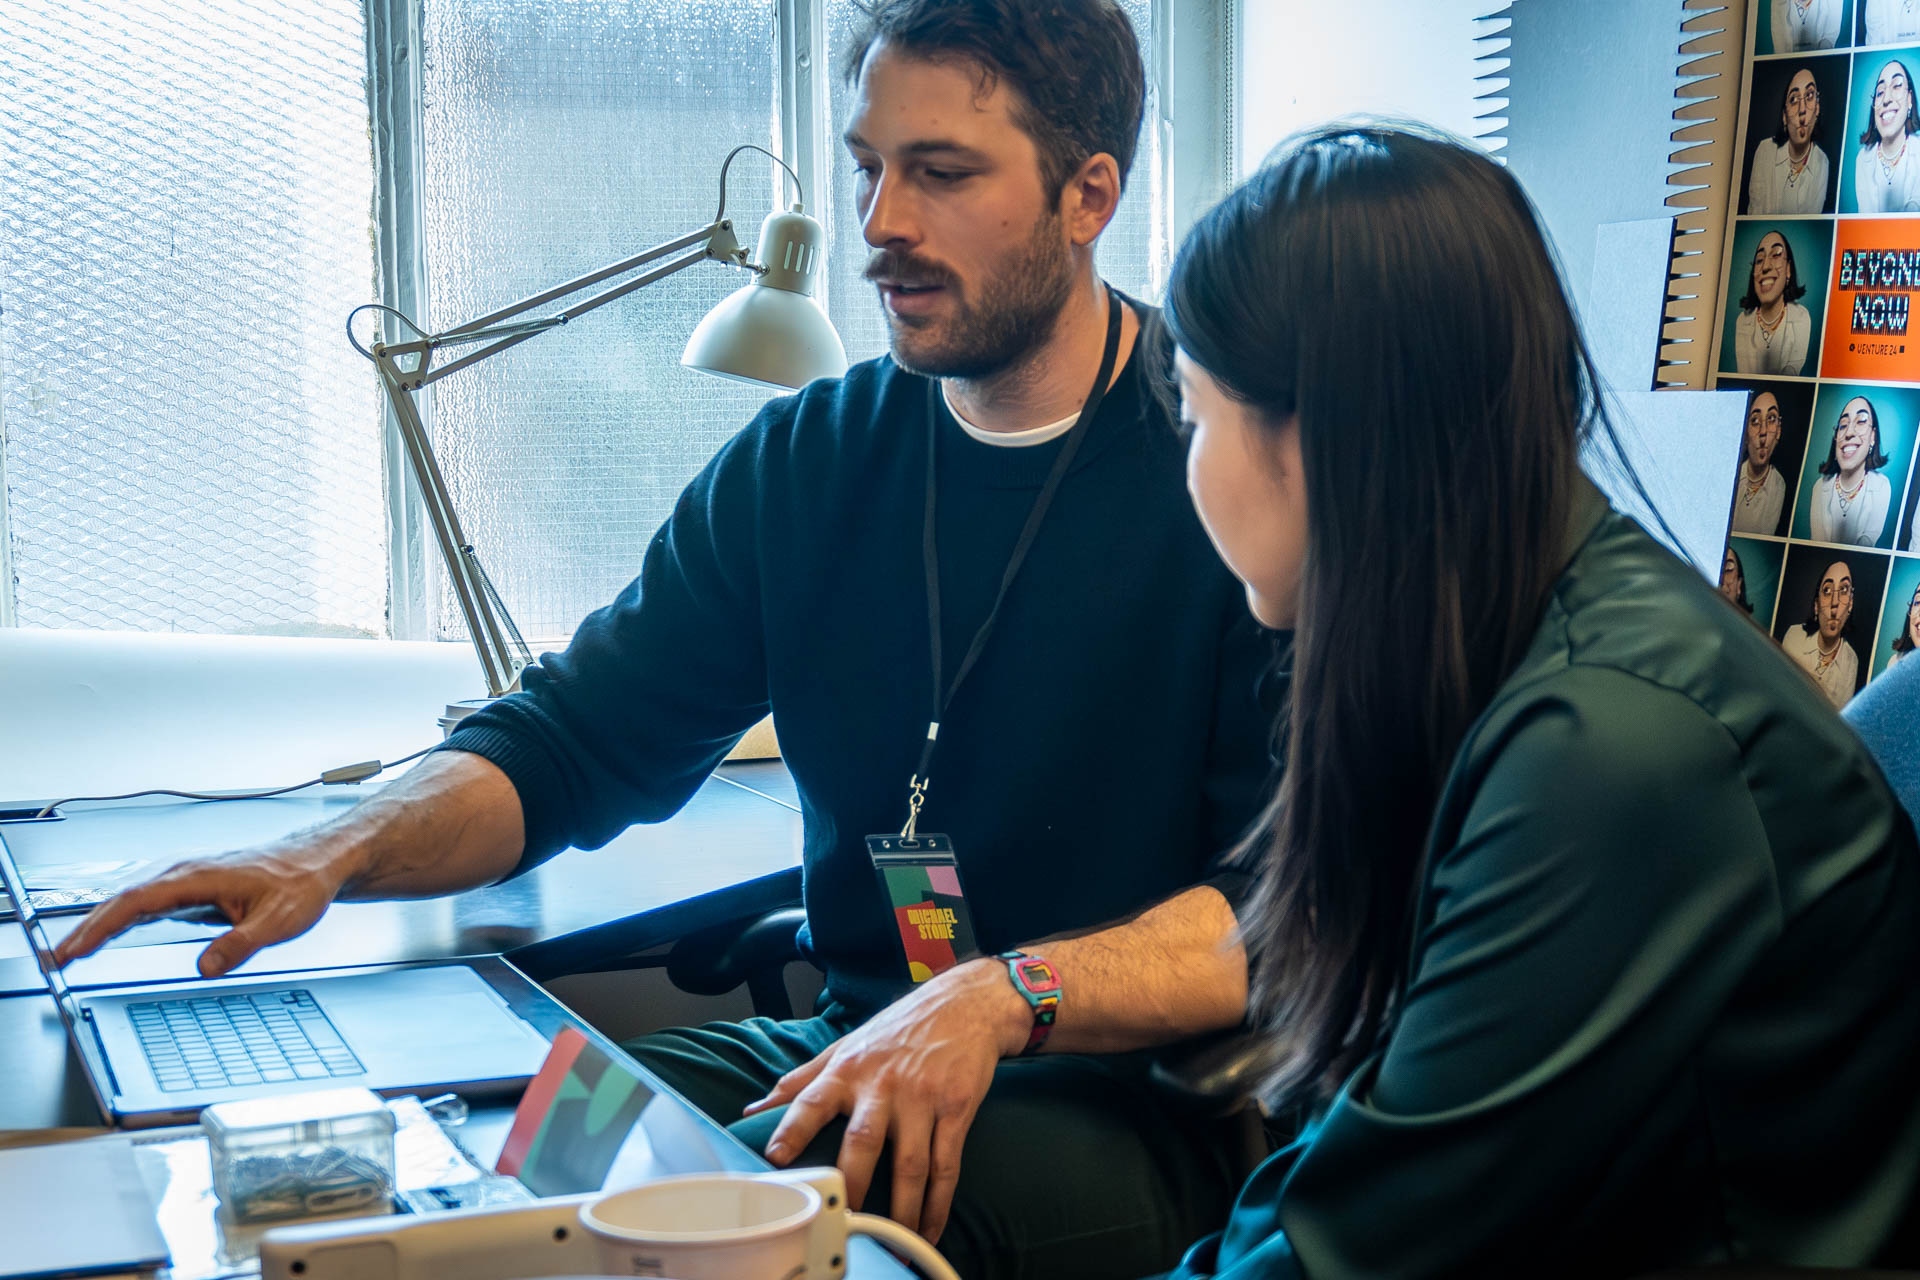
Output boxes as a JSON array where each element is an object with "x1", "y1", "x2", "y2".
[
  {"x1": 781, "y1": 0, "x2": 833, "y2": 313},
  {"x1": 1218, "y1": 0, "x2": 1238, "y2": 190},
  {"x1": 364, "y1": 0, "x2": 434, "y2": 642},
  {"x1": 1164, "y1": 0, "x2": 1235, "y2": 252}
]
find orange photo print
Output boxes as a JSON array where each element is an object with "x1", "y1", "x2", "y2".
[{"x1": 1824, "y1": 219, "x2": 1920, "y2": 384}]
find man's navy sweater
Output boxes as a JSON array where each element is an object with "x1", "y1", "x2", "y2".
[{"x1": 444, "y1": 327, "x2": 1275, "y2": 1019}]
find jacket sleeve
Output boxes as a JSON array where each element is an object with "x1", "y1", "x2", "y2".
[
  {"x1": 436, "y1": 402, "x2": 783, "y2": 872},
  {"x1": 1167, "y1": 669, "x2": 1779, "y2": 1279}
]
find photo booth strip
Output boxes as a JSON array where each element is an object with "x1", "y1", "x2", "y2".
[{"x1": 1703, "y1": 0, "x2": 1920, "y2": 710}]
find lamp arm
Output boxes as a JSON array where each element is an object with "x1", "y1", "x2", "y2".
[
  {"x1": 442, "y1": 218, "x2": 739, "y2": 335},
  {"x1": 410, "y1": 238, "x2": 738, "y2": 391},
  {"x1": 374, "y1": 354, "x2": 521, "y2": 697},
  {"x1": 357, "y1": 216, "x2": 748, "y2": 697}
]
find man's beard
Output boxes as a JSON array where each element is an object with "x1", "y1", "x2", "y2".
[{"x1": 868, "y1": 212, "x2": 1077, "y2": 379}]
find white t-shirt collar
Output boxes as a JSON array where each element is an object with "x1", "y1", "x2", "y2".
[{"x1": 941, "y1": 383, "x2": 1080, "y2": 448}]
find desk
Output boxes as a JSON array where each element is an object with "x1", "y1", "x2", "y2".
[
  {"x1": 0, "y1": 760, "x2": 806, "y2": 995},
  {"x1": 0, "y1": 991, "x2": 99, "y2": 1131},
  {"x1": 0, "y1": 677, "x2": 923, "y2": 1273},
  {"x1": 0, "y1": 957, "x2": 914, "y2": 1278}
]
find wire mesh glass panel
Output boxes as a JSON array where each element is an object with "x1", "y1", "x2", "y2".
[
  {"x1": 821, "y1": 0, "x2": 1162, "y2": 368},
  {"x1": 419, "y1": 0, "x2": 783, "y2": 646},
  {"x1": 0, "y1": 0, "x2": 386, "y2": 635},
  {"x1": 1098, "y1": 0, "x2": 1164, "y2": 304}
]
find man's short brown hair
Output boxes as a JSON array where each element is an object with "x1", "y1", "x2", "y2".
[{"x1": 840, "y1": 0, "x2": 1147, "y2": 201}]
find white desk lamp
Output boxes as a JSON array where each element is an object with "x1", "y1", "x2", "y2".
[{"x1": 350, "y1": 145, "x2": 847, "y2": 699}]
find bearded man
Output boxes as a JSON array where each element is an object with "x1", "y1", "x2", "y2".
[{"x1": 58, "y1": 4, "x2": 1274, "y2": 1277}]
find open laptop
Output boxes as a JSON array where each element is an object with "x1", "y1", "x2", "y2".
[{"x1": 0, "y1": 835, "x2": 553, "y2": 1128}]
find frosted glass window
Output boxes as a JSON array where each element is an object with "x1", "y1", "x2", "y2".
[
  {"x1": 419, "y1": 0, "x2": 783, "y2": 646},
  {"x1": 1098, "y1": 0, "x2": 1164, "y2": 304},
  {"x1": 823, "y1": 0, "x2": 1162, "y2": 368},
  {"x1": 0, "y1": 0, "x2": 386, "y2": 635}
]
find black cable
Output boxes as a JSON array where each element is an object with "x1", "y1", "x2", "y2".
[{"x1": 31, "y1": 745, "x2": 437, "y2": 822}]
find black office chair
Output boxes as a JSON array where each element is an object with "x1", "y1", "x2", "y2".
[
  {"x1": 662, "y1": 905, "x2": 811, "y2": 1021},
  {"x1": 534, "y1": 900, "x2": 812, "y2": 1024}
]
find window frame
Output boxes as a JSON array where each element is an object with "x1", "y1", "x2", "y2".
[{"x1": 365, "y1": 0, "x2": 434, "y2": 642}]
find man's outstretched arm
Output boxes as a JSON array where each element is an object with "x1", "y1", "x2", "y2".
[{"x1": 54, "y1": 749, "x2": 525, "y2": 977}]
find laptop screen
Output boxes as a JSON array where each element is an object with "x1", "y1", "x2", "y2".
[
  {"x1": 0, "y1": 832, "x2": 81, "y2": 1014},
  {"x1": 497, "y1": 1025, "x2": 763, "y2": 1198}
]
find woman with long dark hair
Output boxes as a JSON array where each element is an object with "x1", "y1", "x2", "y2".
[
  {"x1": 1731, "y1": 388, "x2": 1789, "y2": 535},
  {"x1": 1732, "y1": 230, "x2": 1813, "y2": 375},
  {"x1": 1808, "y1": 396, "x2": 1894, "y2": 546},
  {"x1": 1720, "y1": 545, "x2": 1755, "y2": 612},
  {"x1": 1748, "y1": 67, "x2": 1829, "y2": 214},
  {"x1": 1158, "y1": 126, "x2": 1920, "y2": 1278},
  {"x1": 1782, "y1": 558, "x2": 1863, "y2": 707},
  {"x1": 1889, "y1": 581, "x2": 1920, "y2": 665},
  {"x1": 1854, "y1": 57, "x2": 1920, "y2": 212}
]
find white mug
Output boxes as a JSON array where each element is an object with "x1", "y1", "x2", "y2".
[{"x1": 577, "y1": 1167, "x2": 960, "y2": 1280}]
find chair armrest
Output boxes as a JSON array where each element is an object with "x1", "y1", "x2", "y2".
[
  {"x1": 1148, "y1": 1028, "x2": 1274, "y2": 1117},
  {"x1": 665, "y1": 906, "x2": 810, "y2": 1019}
]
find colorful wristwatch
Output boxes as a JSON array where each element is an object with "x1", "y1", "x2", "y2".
[{"x1": 997, "y1": 950, "x2": 1061, "y2": 1056}]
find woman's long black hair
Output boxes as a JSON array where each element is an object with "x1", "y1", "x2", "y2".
[{"x1": 1164, "y1": 125, "x2": 1639, "y2": 1106}]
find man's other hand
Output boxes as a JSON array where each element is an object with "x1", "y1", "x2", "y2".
[{"x1": 742, "y1": 956, "x2": 1030, "y2": 1243}]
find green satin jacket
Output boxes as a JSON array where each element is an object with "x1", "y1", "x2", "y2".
[{"x1": 1171, "y1": 503, "x2": 1920, "y2": 1278}]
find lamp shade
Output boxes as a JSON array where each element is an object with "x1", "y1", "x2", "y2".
[{"x1": 682, "y1": 206, "x2": 848, "y2": 390}]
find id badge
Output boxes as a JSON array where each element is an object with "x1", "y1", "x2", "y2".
[{"x1": 866, "y1": 834, "x2": 979, "y2": 983}]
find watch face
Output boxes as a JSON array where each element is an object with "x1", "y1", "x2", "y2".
[{"x1": 1018, "y1": 958, "x2": 1061, "y2": 994}]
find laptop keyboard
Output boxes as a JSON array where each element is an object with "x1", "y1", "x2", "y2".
[{"x1": 128, "y1": 989, "x2": 365, "y2": 1092}]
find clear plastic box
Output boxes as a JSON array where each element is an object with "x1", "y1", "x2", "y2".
[{"x1": 200, "y1": 1087, "x2": 397, "y2": 1224}]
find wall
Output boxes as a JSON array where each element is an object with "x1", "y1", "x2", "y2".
[
  {"x1": 1501, "y1": 1, "x2": 1697, "y2": 323},
  {"x1": 0, "y1": 630, "x2": 475, "y2": 803},
  {"x1": 1236, "y1": 0, "x2": 1500, "y2": 172},
  {"x1": 1235, "y1": 0, "x2": 1717, "y2": 374}
]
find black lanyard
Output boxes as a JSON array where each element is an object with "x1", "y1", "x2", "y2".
[{"x1": 900, "y1": 289, "x2": 1124, "y2": 836}]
